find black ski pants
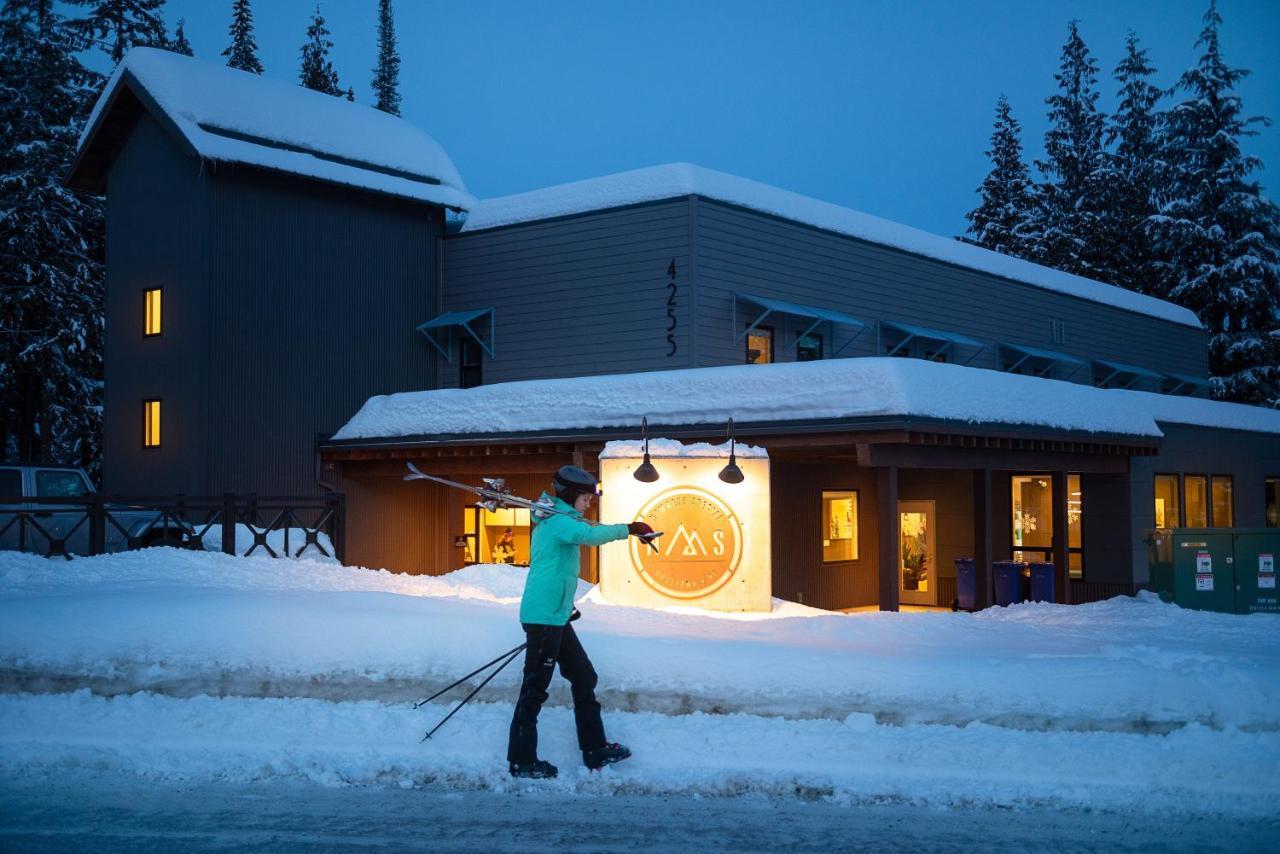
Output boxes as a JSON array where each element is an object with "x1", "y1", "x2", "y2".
[{"x1": 507, "y1": 622, "x2": 605, "y2": 764}]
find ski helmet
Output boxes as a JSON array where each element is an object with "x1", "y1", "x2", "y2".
[{"x1": 553, "y1": 465, "x2": 600, "y2": 502}]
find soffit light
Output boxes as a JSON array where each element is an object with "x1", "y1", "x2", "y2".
[
  {"x1": 718, "y1": 417, "x2": 745, "y2": 484},
  {"x1": 633, "y1": 416, "x2": 660, "y2": 483}
]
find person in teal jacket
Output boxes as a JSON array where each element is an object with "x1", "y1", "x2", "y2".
[{"x1": 507, "y1": 465, "x2": 654, "y2": 779}]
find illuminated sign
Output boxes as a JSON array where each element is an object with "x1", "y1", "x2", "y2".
[{"x1": 599, "y1": 439, "x2": 771, "y2": 612}]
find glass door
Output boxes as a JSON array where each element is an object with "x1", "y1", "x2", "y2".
[{"x1": 899, "y1": 500, "x2": 936, "y2": 606}]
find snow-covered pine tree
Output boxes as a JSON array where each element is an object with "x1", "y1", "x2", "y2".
[
  {"x1": 1035, "y1": 21, "x2": 1113, "y2": 283},
  {"x1": 299, "y1": 4, "x2": 342, "y2": 97},
  {"x1": 371, "y1": 0, "x2": 401, "y2": 115},
  {"x1": 168, "y1": 17, "x2": 191, "y2": 56},
  {"x1": 963, "y1": 95, "x2": 1040, "y2": 261},
  {"x1": 1097, "y1": 32, "x2": 1163, "y2": 295},
  {"x1": 68, "y1": 0, "x2": 167, "y2": 64},
  {"x1": 0, "y1": 0, "x2": 105, "y2": 475},
  {"x1": 223, "y1": 0, "x2": 262, "y2": 74},
  {"x1": 1148, "y1": 1, "x2": 1280, "y2": 405},
  {"x1": 222, "y1": 0, "x2": 259, "y2": 73}
]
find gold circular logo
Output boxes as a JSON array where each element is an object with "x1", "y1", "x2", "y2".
[{"x1": 630, "y1": 486, "x2": 743, "y2": 599}]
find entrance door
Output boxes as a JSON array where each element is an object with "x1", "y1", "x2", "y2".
[{"x1": 898, "y1": 500, "x2": 936, "y2": 606}]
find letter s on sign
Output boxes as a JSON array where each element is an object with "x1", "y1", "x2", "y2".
[{"x1": 712, "y1": 529, "x2": 725, "y2": 556}]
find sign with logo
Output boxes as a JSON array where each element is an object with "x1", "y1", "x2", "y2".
[{"x1": 598, "y1": 439, "x2": 771, "y2": 612}]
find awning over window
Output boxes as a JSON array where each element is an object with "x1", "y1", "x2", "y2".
[
  {"x1": 997, "y1": 342, "x2": 1086, "y2": 378},
  {"x1": 733, "y1": 293, "x2": 866, "y2": 357},
  {"x1": 878, "y1": 319, "x2": 986, "y2": 364},
  {"x1": 1091, "y1": 358, "x2": 1162, "y2": 389},
  {"x1": 1161, "y1": 372, "x2": 1210, "y2": 395},
  {"x1": 416, "y1": 308, "x2": 495, "y2": 361}
]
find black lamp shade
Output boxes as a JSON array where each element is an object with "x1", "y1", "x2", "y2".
[
  {"x1": 634, "y1": 453, "x2": 660, "y2": 482},
  {"x1": 718, "y1": 453, "x2": 744, "y2": 484}
]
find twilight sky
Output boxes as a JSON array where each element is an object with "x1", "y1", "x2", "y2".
[{"x1": 87, "y1": 0, "x2": 1279, "y2": 238}]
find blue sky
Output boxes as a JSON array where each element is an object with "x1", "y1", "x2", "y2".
[{"x1": 87, "y1": 0, "x2": 1278, "y2": 238}]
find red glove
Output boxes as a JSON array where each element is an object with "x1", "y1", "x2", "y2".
[{"x1": 627, "y1": 522, "x2": 655, "y2": 537}]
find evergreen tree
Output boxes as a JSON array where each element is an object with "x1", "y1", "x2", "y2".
[
  {"x1": 1035, "y1": 21, "x2": 1112, "y2": 281},
  {"x1": 1148, "y1": 1, "x2": 1280, "y2": 405},
  {"x1": 223, "y1": 0, "x2": 262, "y2": 74},
  {"x1": 371, "y1": 0, "x2": 400, "y2": 115},
  {"x1": 0, "y1": 0, "x2": 105, "y2": 475},
  {"x1": 1097, "y1": 32, "x2": 1163, "y2": 294},
  {"x1": 299, "y1": 4, "x2": 342, "y2": 97},
  {"x1": 68, "y1": 0, "x2": 167, "y2": 64},
  {"x1": 964, "y1": 95, "x2": 1041, "y2": 260},
  {"x1": 168, "y1": 16, "x2": 191, "y2": 56}
]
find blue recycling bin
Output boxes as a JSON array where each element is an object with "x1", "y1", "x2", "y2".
[
  {"x1": 1028, "y1": 562, "x2": 1056, "y2": 603},
  {"x1": 993, "y1": 560, "x2": 1027, "y2": 607},
  {"x1": 954, "y1": 557, "x2": 976, "y2": 611}
]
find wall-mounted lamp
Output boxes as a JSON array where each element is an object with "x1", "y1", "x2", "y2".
[
  {"x1": 718, "y1": 417, "x2": 745, "y2": 484},
  {"x1": 633, "y1": 415, "x2": 660, "y2": 482}
]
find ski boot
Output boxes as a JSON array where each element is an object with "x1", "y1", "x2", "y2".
[
  {"x1": 583, "y1": 742, "x2": 631, "y2": 771},
  {"x1": 509, "y1": 759, "x2": 558, "y2": 779}
]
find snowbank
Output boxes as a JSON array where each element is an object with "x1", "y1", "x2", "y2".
[
  {"x1": 2, "y1": 691, "x2": 1274, "y2": 815},
  {"x1": 2, "y1": 550, "x2": 1277, "y2": 735},
  {"x1": 332, "y1": 357, "x2": 1280, "y2": 443},
  {"x1": 460, "y1": 163, "x2": 1200, "y2": 328},
  {"x1": 78, "y1": 48, "x2": 473, "y2": 210}
]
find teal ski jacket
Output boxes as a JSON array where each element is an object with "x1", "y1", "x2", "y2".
[{"x1": 519, "y1": 493, "x2": 629, "y2": 626}]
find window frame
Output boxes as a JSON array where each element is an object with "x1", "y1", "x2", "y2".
[
  {"x1": 144, "y1": 287, "x2": 163, "y2": 337},
  {"x1": 1210, "y1": 474, "x2": 1234, "y2": 528},
  {"x1": 1009, "y1": 472, "x2": 1084, "y2": 578},
  {"x1": 459, "y1": 337, "x2": 483, "y2": 389},
  {"x1": 143, "y1": 398, "x2": 161, "y2": 449},
  {"x1": 1154, "y1": 472, "x2": 1183, "y2": 528},
  {"x1": 745, "y1": 324, "x2": 774, "y2": 365},
  {"x1": 820, "y1": 488, "x2": 859, "y2": 564},
  {"x1": 796, "y1": 333, "x2": 823, "y2": 362},
  {"x1": 1182, "y1": 473, "x2": 1210, "y2": 527}
]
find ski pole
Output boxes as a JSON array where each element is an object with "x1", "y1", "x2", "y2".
[
  {"x1": 412, "y1": 642, "x2": 528, "y2": 710},
  {"x1": 421, "y1": 645, "x2": 525, "y2": 742}
]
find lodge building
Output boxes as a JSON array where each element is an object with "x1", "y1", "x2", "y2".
[{"x1": 70, "y1": 49, "x2": 1280, "y2": 610}]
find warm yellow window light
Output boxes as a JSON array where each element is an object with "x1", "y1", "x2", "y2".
[
  {"x1": 144, "y1": 289, "x2": 162, "y2": 335},
  {"x1": 144, "y1": 400, "x2": 161, "y2": 447}
]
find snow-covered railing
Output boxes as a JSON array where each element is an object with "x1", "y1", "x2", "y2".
[{"x1": 0, "y1": 493, "x2": 345, "y2": 563}]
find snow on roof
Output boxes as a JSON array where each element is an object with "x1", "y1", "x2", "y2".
[
  {"x1": 460, "y1": 163, "x2": 1200, "y2": 329},
  {"x1": 79, "y1": 48, "x2": 473, "y2": 209},
  {"x1": 331, "y1": 358, "x2": 1280, "y2": 444}
]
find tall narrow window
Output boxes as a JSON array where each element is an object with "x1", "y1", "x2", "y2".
[
  {"x1": 1184, "y1": 475, "x2": 1208, "y2": 527},
  {"x1": 1154, "y1": 474, "x2": 1180, "y2": 528},
  {"x1": 1011, "y1": 475, "x2": 1054, "y2": 562},
  {"x1": 144, "y1": 288, "x2": 162, "y2": 336},
  {"x1": 822, "y1": 490, "x2": 858, "y2": 562},
  {"x1": 143, "y1": 400, "x2": 161, "y2": 448},
  {"x1": 1068, "y1": 473, "x2": 1083, "y2": 578},
  {"x1": 1267, "y1": 478, "x2": 1280, "y2": 528},
  {"x1": 745, "y1": 326, "x2": 773, "y2": 364},
  {"x1": 459, "y1": 338, "x2": 482, "y2": 389},
  {"x1": 1211, "y1": 475, "x2": 1234, "y2": 528}
]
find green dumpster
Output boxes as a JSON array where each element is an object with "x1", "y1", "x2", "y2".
[{"x1": 1231, "y1": 531, "x2": 1280, "y2": 615}]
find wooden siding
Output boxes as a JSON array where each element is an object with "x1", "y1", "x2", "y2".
[
  {"x1": 439, "y1": 201, "x2": 692, "y2": 386},
  {"x1": 103, "y1": 114, "x2": 210, "y2": 494},
  {"x1": 693, "y1": 199, "x2": 1209, "y2": 381}
]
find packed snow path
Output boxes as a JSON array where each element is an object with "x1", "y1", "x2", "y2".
[{"x1": 2, "y1": 550, "x2": 1277, "y2": 734}]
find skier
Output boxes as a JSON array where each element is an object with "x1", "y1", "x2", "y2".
[{"x1": 507, "y1": 465, "x2": 654, "y2": 779}]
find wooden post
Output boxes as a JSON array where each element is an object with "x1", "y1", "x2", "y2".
[
  {"x1": 1052, "y1": 471, "x2": 1069, "y2": 603},
  {"x1": 972, "y1": 469, "x2": 992, "y2": 610},
  {"x1": 877, "y1": 466, "x2": 900, "y2": 612}
]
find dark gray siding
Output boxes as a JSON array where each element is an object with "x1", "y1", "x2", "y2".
[
  {"x1": 205, "y1": 165, "x2": 442, "y2": 496},
  {"x1": 1128, "y1": 424, "x2": 1280, "y2": 582},
  {"x1": 439, "y1": 200, "x2": 692, "y2": 387},
  {"x1": 103, "y1": 114, "x2": 209, "y2": 494},
  {"x1": 693, "y1": 199, "x2": 1208, "y2": 380}
]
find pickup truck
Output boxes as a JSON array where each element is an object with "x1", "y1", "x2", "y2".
[{"x1": 0, "y1": 463, "x2": 192, "y2": 556}]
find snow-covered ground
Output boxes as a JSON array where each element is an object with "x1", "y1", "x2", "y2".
[{"x1": 1, "y1": 548, "x2": 1277, "y2": 821}]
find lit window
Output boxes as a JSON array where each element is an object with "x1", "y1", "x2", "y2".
[
  {"x1": 1154, "y1": 474, "x2": 1180, "y2": 528},
  {"x1": 1184, "y1": 475, "x2": 1208, "y2": 527},
  {"x1": 144, "y1": 288, "x2": 162, "y2": 336},
  {"x1": 746, "y1": 326, "x2": 773, "y2": 364},
  {"x1": 1067, "y1": 473, "x2": 1083, "y2": 579},
  {"x1": 1211, "y1": 475, "x2": 1233, "y2": 528},
  {"x1": 1011, "y1": 475, "x2": 1053, "y2": 561},
  {"x1": 796, "y1": 334, "x2": 822, "y2": 362},
  {"x1": 822, "y1": 490, "x2": 857, "y2": 562},
  {"x1": 1267, "y1": 478, "x2": 1280, "y2": 528},
  {"x1": 143, "y1": 400, "x2": 161, "y2": 448}
]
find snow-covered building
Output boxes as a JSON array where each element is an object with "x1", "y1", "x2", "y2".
[{"x1": 72, "y1": 50, "x2": 1280, "y2": 609}]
